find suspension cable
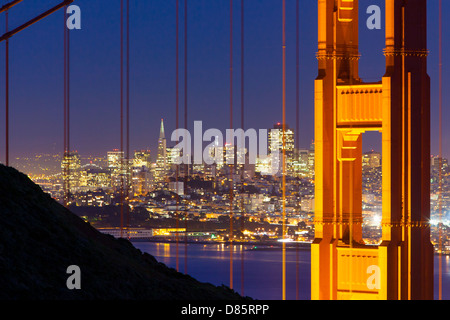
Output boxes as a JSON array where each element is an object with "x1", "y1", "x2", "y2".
[
  {"x1": 63, "y1": 4, "x2": 71, "y2": 207},
  {"x1": 438, "y1": 0, "x2": 443, "y2": 301},
  {"x1": 240, "y1": 0, "x2": 244, "y2": 297},
  {"x1": 282, "y1": 0, "x2": 286, "y2": 301},
  {"x1": 126, "y1": 0, "x2": 130, "y2": 239},
  {"x1": 184, "y1": 0, "x2": 188, "y2": 275},
  {"x1": 120, "y1": 0, "x2": 124, "y2": 238},
  {"x1": 295, "y1": 0, "x2": 300, "y2": 300},
  {"x1": 63, "y1": 6, "x2": 66, "y2": 205},
  {"x1": 5, "y1": 5, "x2": 9, "y2": 166},
  {"x1": 229, "y1": 0, "x2": 234, "y2": 291},
  {"x1": 175, "y1": 0, "x2": 180, "y2": 273}
]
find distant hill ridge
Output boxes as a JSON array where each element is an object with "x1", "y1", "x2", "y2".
[{"x1": 0, "y1": 165, "x2": 245, "y2": 300}]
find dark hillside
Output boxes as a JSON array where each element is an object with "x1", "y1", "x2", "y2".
[{"x1": 0, "y1": 165, "x2": 245, "y2": 300}]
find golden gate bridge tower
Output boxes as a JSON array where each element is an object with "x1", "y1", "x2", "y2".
[{"x1": 311, "y1": 0, "x2": 433, "y2": 300}]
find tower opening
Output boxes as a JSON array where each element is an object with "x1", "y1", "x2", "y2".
[
  {"x1": 358, "y1": 0, "x2": 385, "y2": 83},
  {"x1": 361, "y1": 131, "x2": 382, "y2": 245}
]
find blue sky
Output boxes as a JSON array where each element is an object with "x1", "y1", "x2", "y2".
[{"x1": 0, "y1": 0, "x2": 448, "y2": 160}]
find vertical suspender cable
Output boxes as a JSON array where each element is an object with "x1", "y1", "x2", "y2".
[
  {"x1": 184, "y1": 0, "x2": 188, "y2": 137},
  {"x1": 175, "y1": 0, "x2": 180, "y2": 273},
  {"x1": 63, "y1": 7, "x2": 66, "y2": 206},
  {"x1": 66, "y1": 6, "x2": 72, "y2": 206},
  {"x1": 184, "y1": 0, "x2": 188, "y2": 275},
  {"x1": 229, "y1": 0, "x2": 234, "y2": 291},
  {"x1": 63, "y1": 7, "x2": 67, "y2": 206},
  {"x1": 5, "y1": 7, "x2": 9, "y2": 167},
  {"x1": 67, "y1": 7, "x2": 70, "y2": 205},
  {"x1": 240, "y1": 0, "x2": 244, "y2": 297},
  {"x1": 67, "y1": 6, "x2": 70, "y2": 206},
  {"x1": 240, "y1": 0, "x2": 244, "y2": 132},
  {"x1": 438, "y1": 0, "x2": 443, "y2": 301},
  {"x1": 120, "y1": 0, "x2": 124, "y2": 238},
  {"x1": 63, "y1": 5, "x2": 70, "y2": 207},
  {"x1": 295, "y1": 0, "x2": 299, "y2": 153},
  {"x1": 126, "y1": 0, "x2": 130, "y2": 239},
  {"x1": 281, "y1": 0, "x2": 286, "y2": 301},
  {"x1": 295, "y1": 0, "x2": 300, "y2": 301}
]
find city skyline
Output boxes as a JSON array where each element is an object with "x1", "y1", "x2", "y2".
[
  {"x1": 11, "y1": 118, "x2": 384, "y2": 169},
  {"x1": 0, "y1": 0, "x2": 448, "y2": 160}
]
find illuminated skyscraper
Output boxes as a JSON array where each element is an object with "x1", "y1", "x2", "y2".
[
  {"x1": 224, "y1": 143, "x2": 236, "y2": 167},
  {"x1": 132, "y1": 167, "x2": 152, "y2": 196},
  {"x1": 107, "y1": 149, "x2": 124, "y2": 170},
  {"x1": 61, "y1": 151, "x2": 81, "y2": 194},
  {"x1": 363, "y1": 151, "x2": 381, "y2": 169},
  {"x1": 308, "y1": 141, "x2": 315, "y2": 177},
  {"x1": 293, "y1": 148, "x2": 310, "y2": 178},
  {"x1": 107, "y1": 149, "x2": 129, "y2": 191},
  {"x1": 133, "y1": 150, "x2": 151, "y2": 168},
  {"x1": 431, "y1": 156, "x2": 448, "y2": 170},
  {"x1": 132, "y1": 150, "x2": 152, "y2": 196},
  {"x1": 255, "y1": 155, "x2": 273, "y2": 175},
  {"x1": 212, "y1": 138, "x2": 224, "y2": 170},
  {"x1": 79, "y1": 164, "x2": 111, "y2": 191},
  {"x1": 268, "y1": 123, "x2": 295, "y2": 176},
  {"x1": 167, "y1": 146, "x2": 181, "y2": 169},
  {"x1": 154, "y1": 119, "x2": 168, "y2": 185}
]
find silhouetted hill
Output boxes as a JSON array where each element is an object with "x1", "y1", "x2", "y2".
[{"x1": 0, "y1": 165, "x2": 246, "y2": 300}]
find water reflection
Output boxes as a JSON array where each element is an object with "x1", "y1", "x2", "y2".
[{"x1": 134, "y1": 242, "x2": 450, "y2": 300}]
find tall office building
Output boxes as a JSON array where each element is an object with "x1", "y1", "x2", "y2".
[
  {"x1": 308, "y1": 141, "x2": 315, "y2": 177},
  {"x1": 154, "y1": 119, "x2": 168, "y2": 185},
  {"x1": 107, "y1": 149, "x2": 124, "y2": 170},
  {"x1": 293, "y1": 148, "x2": 310, "y2": 178},
  {"x1": 363, "y1": 151, "x2": 381, "y2": 169},
  {"x1": 132, "y1": 167, "x2": 152, "y2": 196},
  {"x1": 132, "y1": 150, "x2": 152, "y2": 196},
  {"x1": 211, "y1": 139, "x2": 224, "y2": 170},
  {"x1": 61, "y1": 151, "x2": 81, "y2": 194},
  {"x1": 268, "y1": 123, "x2": 295, "y2": 176},
  {"x1": 167, "y1": 146, "x2": 181, "y2": 168},
  {"x1": 78, "y1": 164, "x2": 111, "y2": 191},
  {"x1": 107, "y1": 149, "x2": 129, "y2": 191},
  {"x1": 133, "y1": 150, "x2": 151, "y2": 168},
  {"x1": 431, "y1": 156, "x2": 448, "y2": 170}
]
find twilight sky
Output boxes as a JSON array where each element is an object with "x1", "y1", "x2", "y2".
[{"x1": 0, "y1": 0, "x2": 448, "y2": 161}]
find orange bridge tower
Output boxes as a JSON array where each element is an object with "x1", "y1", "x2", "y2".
[{"x1": 312, "y1": 0, "x2": 433, "y2": 300}]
